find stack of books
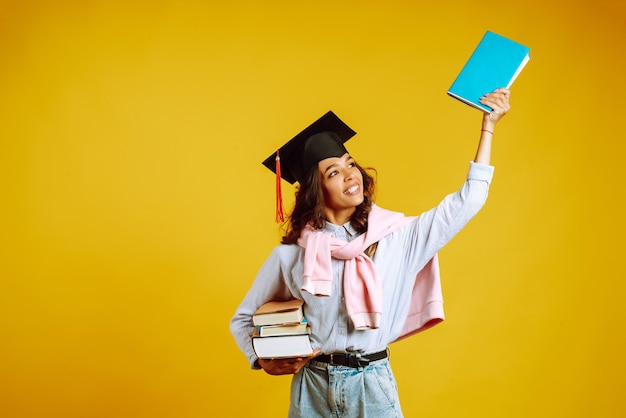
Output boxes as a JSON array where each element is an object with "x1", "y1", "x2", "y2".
[{"x1": 252, "y1": 299, "x2": 314, "y2": 359}]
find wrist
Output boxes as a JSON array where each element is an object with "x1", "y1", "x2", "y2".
[
  {"x1": 482, "y1": 121, "x2": 496, "y2": 131},
  {"x1": 481, "y1": 124, "x2": 495, "y2": 135},
  {"x1": 482, "y1": 114, "x2": 496, "y2": 132}
]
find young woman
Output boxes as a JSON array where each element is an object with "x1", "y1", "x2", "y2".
[{"x1": 231, "y1": 88, "x2": 511, "y2": 417}]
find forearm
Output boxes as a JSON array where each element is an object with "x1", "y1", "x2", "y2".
[
  {"x1": 474, "y1": 121, "x2": 493, "y2": 165},
  {"x1": 474, "y1": 87, "x2": 511, "y2": 164}
]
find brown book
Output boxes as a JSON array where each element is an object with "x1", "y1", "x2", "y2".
[{"x1": 252, "y1": 299, "x2": 304, "y2": 327}]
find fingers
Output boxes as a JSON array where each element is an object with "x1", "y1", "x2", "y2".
[
  {"x1": 493, "y1": 87, "x2": 510, "y2": 99},
  {"x1": 290, "y1": 348, "x2": 322, "y2": 374},
  {"x1": 480, "y1": 88, "x2": 510, "y2": 109},
  {"x1": 259, "y1": 348, "x2": 322, "y2": 375},
  {"x1": 259, "y1": 356, "x2": 310, "y2": 375},
  {"x1": 480, "y1": 88, "x2": 511, "y2": 123},
  {"x1": 296, "y1": 348, "x2": 321, "y2": 370}
]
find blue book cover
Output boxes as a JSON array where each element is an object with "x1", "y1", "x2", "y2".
[{"x1": 448, "y1": 31, "x2": 530, "y2": 112}]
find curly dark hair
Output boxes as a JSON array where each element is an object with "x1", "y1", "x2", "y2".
[{"x1": 281, "y1": 161, "x2": 376, "y2": 245}]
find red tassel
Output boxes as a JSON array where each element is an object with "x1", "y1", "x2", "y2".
[{"x1": 275, "y1": 150, "x2": 285, "y2": 223}]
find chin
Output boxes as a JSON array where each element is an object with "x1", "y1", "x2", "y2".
[{"x1": 353, "y1": 195, "x2": 365, "y2": 206}]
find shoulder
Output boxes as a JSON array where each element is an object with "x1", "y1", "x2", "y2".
[
  {"x1": 261, "y1": 244, "x2": 305, "y2": 277},
  {"x1": 269, "y1": 243, "x2": 304, "y2": 261}
]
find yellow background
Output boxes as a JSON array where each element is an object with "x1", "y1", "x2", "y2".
[{"x1": 1, "y1": 0, "x2": 625, "y2": 416}]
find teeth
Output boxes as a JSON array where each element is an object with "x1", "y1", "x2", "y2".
[{"x1": 345, "y1": 185, "x2": 358, "y2": 194}]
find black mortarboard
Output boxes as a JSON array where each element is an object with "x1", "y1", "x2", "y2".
[
  {"x1": 262, "y1": 110, "x2": 357, "y2": 184},
  {"x1": 262, "y1": 110, "x2": 357, "y2": 221}
]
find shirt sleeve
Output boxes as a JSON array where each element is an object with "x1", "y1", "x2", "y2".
[
  {"x1": 229, "y1": 246, "x2": 293, "y2": 369},
  {"x1": 403, "y1": 161, "x2": 494, "y2": 272}
]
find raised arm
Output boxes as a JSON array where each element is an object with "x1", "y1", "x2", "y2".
[{"x1": 474, "y1": 88, "x2": 511, "y2": 165}]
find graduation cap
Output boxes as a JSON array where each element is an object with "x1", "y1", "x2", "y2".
[{"x1": 262, "y1": 110, "x2": 357, "y2": 222}]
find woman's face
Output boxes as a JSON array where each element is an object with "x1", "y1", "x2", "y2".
[{"x1": 318, "y1": 153, "x2": 364, "y2": 224}]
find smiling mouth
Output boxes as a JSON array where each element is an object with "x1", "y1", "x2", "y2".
[{"x1": 344, "y1": 184, "x2": 360, "y2": 195}]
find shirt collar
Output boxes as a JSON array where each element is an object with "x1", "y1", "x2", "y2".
[{"x1": 323, "y1": 221, "x2": 358, "y2": 238}]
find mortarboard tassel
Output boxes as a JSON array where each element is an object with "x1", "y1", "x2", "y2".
[{"x1": 275, "y1": 151, "x2": 285, "y2": 223}]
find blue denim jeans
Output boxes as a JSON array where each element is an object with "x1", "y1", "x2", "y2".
[{"x1": 288, "y1": 358, "x2": 403, "y2": 418}]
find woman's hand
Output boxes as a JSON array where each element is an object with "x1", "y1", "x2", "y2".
[
  {"x1": 479, "y1": 88, "x2": 511, "y2": 130},
  {"x1": 258, "y1": 349, "x2": 322, "y2": 375}
]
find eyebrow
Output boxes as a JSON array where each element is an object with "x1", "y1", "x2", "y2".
[{"x1": 323, "y1": 155, "x2": 353, "y2": 174}]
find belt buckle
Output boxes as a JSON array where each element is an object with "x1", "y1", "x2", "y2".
[{"x1": 347, "y1": 352, "x2": 370, "y2": 368}]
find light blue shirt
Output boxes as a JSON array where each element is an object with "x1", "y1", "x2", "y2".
[{"x1": 231, "y1": 162, "x2": 494, "y2": 368}]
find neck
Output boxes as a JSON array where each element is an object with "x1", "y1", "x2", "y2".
[{"x1": 324, "y1": 207, "x2": 355, "y2": 225}]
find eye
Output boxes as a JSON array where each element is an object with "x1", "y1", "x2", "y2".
[{"x1": 328, "y1": 170, "x2": 338, "y2": 178}]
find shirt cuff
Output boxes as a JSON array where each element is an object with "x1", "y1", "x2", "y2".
[{"x1": 468, "y1": 161, "x2": 494, "y2": 183}]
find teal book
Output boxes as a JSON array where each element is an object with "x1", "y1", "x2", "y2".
[{"x1": 448, "y1": 31, "x2": 530, "y2": 112}]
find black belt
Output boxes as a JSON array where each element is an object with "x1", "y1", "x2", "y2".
[{"x1": 316, "y1": 349, "x2": 388, "y2": 368}]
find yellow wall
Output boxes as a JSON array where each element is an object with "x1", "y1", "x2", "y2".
[{"x1": 1, "y1": 0, "x2": 625, "y2": 416}]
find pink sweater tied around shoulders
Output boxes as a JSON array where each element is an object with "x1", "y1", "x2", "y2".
[{"x1": 297, "y1": 204, "x2": 444, "y2": 341}]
